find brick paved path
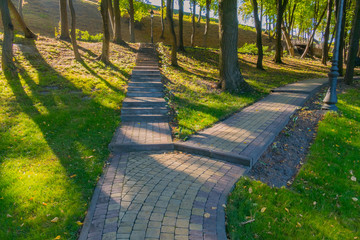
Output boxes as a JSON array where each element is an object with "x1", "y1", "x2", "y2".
[{"x1": 79, "y1": 44, "x2": 329, "y2": 240}]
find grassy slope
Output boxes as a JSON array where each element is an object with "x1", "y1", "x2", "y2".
[
  {"x1": 0, "y1": 36, "x2": 138, "y2": 239},
  {"x1": 226, "y1": 88, "x2": 360, "y2": 239},
  {"x1": 158, "y1": 44, "x2": 331, "y2": 138},
  {"x1": 3, "y1": 0, "x2": 273, "y2": 49}
]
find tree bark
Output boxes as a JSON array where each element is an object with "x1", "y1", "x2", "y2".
[
  {"x1": 191, "y1": 0, "x2": 196, "y2": 47},
  {"x1": 0, "y1": 0, "x2": 15, "y2": 72},
  {"x1": 166, "y1": 0, "x2": 177, "y2": 66},
  {"x1": 218, "y1": 0, "x2": 250, "y2": 92},
  {"x1": 59, "y1": 0, "x2": 70, "y2": 41},
  {"x1": 251, "y1": 0, "x2": 264, "y2": 69},
  {"x1": 108, "y1": 0, "x2": 115, "y2": 37},
  {"x1": 345, "y1": 0, "x2": 360, "y2": 85},
  {"x1": 204, "y1": 0, "x2": 211, "y2": 47},
  {"x1": 68, "y1": 0, "x2": 81, "y2": 61},
  {"x1": 160, "y1": 0, "x2": 165, "y2": 39},
  {"x1": 100, "y1": 0, "x2": 110, "y2": 64},
  {"x1": 338, "y1": 0, "x2": 347, "y2": 75},
  {"x1": 178, "y1": 0, "x2": 185, "y2": 51},
  {"x1": 129, "y1": 0, "x2": 135, "y2": 42},
  {"x1": 301, "y1": 5, "x2": 327, "y2": 59},
  {"x1": 18, "y1": 0, "x2": 23, "y2": 18},
  {"x1": 282, "y1": 26, "x2": 295, "y2": 56},
  {"x1": 322, "y1": 0, "x2": 333, "y2": 65},
  {"x1": 113, "y1": 0, "x2": 123, "y2": 43},
  {"x1": 275, "y1": 0, "x2": 288, "y2": 63},
  {"x1": 197, "y1": 5, "x2": 202, "y2": 24},
  {"x1": 8, "y1": 0, "x2": 36, "y2": 39}
]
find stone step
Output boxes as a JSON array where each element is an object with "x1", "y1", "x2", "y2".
[
  {"x1": 127, "y1": 87, "x2": 164, "y2": 92},
  {"x1": 132, "y1": 70, "x2": 160, "y2": 74},
  {"x1": 121, "y1": 107, "x2": 168, "y2": 115},
  {"x1": 129, "y1": 82, "x2": 163, "y2": 88},
  {"x1": 130, "y1": 78, "x2": 162, "y2": 82},
  {"x1": 109, "y1": 143, "x2": 174, "y2": 153},
  {"x1": 133, "y1": 66, "x2": 159, "y2": 69},
  {"x1": 122, "y1": 98, "x2": 167, "y2": 107},
  {"x1": 132, "y1": 73, "x2": 161, "y2": 77},
  {"x1": 127, "y1": 92, "x2": 164, "y2": 97},
  {"x1": 121, "y1": 114, "x2": 169, "y2": 122}
]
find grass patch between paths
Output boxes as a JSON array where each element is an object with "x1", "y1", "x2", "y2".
[{"x1": 226, "y1": 87, "x2": 360, "y2": 239}]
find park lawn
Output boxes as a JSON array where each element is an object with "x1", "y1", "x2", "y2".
[
  {"x1": 158, "y1": 44, "x2": 331, "y2": 139},
  {"x1": 0, "y1": 36, "x2": 137, "y2": 239},
  {"x1": 226, "y1": 87, "x2": 360, "y2": 239}
]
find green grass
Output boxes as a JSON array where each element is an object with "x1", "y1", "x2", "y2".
[
  {"x1": 0, "y1": 36, "x2": 137, "y2": 239},
  {"x1": 158, "y1": 44, "x2": 331, "y2": 139},
  {"x1": 226, "y1": 87, "x2": 360, "y2": 239}
]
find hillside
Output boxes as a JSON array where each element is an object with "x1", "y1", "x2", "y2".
[{"x1": 2, "y1": 0, "x2": 275, "y2": 48}]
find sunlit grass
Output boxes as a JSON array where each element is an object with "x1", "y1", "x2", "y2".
[
  {"x1": 0, "y1": 36, "x2": 138, "y2": 239},
  {"x1": 226, "y1": 88, "x2": 360, "y2": 239}
]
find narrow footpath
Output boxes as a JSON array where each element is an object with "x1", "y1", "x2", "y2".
[{"x1": 79, "y1": 44, "x2": 328, "y2": 240}]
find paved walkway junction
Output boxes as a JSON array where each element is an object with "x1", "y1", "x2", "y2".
[{"x1": 79, "y1": 44, "x2": 328, "y2": 240}]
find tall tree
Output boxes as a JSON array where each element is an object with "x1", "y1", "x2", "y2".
[
  {"x1": 166, "y1": 0, "x2": 177, "y2": 65},
  {"x1": 218, "y1": 0, "x2": 250, "y2": 91},
  {"x1": 191, "y1": 0, "x2": 196, "y2": 47},
  {"x1": 68, "y1": 0, "x2": 81, "y2": 61},
  {"x1": 204, "y1": 0, "x2": 211, "y2": 47},
  {"x1": 7, "y1": 0, "x2": 36, "y2": 39},
  {"x1": 345, "y1": 0, "x2": 360, "y2": 84},
  {"x1": 59, "y1": 0, "x2": 70, "y2": 41},
  {"x1": 113, "y1": 0, "x2": 124, "y2": 43},
  {"x1": 178, "y1": 0, "x2": 186, "y2": 51},
  {"x1": 108, "y1": 0, "x2": 115, "y2": 36},
  {"x1": 274, "y1": 0, "x2": 288, "y2": 63},
  {"x1": 338, "y1": 0, "x2": 347, "y2": 75},
  {"x1": 129, "y1": 0, "x2": 135, "y2": 42},
  {"x1": 251, "y1": 0, "x2": 264, "y2": 69},
  {"x1": 197, "y1": 5, "x2": 203, "y2": 23},
  {"x1": 18, "y1": 0, "x2": 23, "y2": 18},
  {"x1": 322, "y1": 0, "x2": 334, "y2": 65},
  {"x1": 160, "y1": 0, "x2": 165, "y2": 39},
  {"x1": 0, "y1": 0, "x2": 15, "y2": 72},
  {"x1": 100, "y1": 0, "x2": 110, "y2": 64}
]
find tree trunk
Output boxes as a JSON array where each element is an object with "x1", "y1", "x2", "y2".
[
  {"x1": 129, "y1": 0, "x2": 135, "y2": 42},
  {"x1": 197, "y1": 6, "x2": 202, "y2": 24},
  {"x1": 204, "y1": 0, "x2": 211, "y2": 47},
  {"x1": 59, "y1": 0, "x2": 70, "y2": 41},
  {"x1": 191, "y1": 0, "x2": 196, "y2": 47},
  {"x1": 68, "y1": 0, "x2": 81, "y2": 61},
  {"x1": 160, "y1": 0, "x2": 165, "y2": 39},
  {"x1": 322, "y1": 0, "x2": 333, "y2": 65},
  {"x1": 113, "y1": 0, "x2": 123, "y2": 43},
  {"x1": 282, "y1": 26, "x2": 295, "y2": 56},
  {"x1": 108, "y1": 0, "x2": 115, "y2": 37},
  {"x1": 8, "y1": 0, "x2": 36, "y2": 39},
  {"x1": 100, "y1": 0, "x2": 110, "y2": 64},
  {"x1": 301, "y1": 5, "x2": 327, "y2": 59},
  {"x1": 18, "y1": 0, "x2": 23, "y2": 18},
  {"x1": 218, "y1": 0, "x2": 250, "y2": 92},
  {"x1": 338, "y1": 0, "x2": 347, "y2": 75},
  {"x1": 275, "y1": 0, "x2": 288, "y2": 63},
  {"x1": 251, "y1": 0, "x2": 264, "y2": 69},
  {"x1": 178, "y1": 0, "x2": 185, "y2": 51},
  {"x1": 0, "y1": 0, "x2": 15, "y2": 72},
  {"x1": 166, "y1": 0, "x2": 177, "y2": 66},
  {"x1": 345, "y1": 0, "x2": 360, "y2": 85}
]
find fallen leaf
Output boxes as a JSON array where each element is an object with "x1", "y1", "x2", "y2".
[
  {"x1": 352, "y1": 197, "x2": 358, "y2": 202},
  {"x1": 296, "y1": 222, "x2": 302, "y2": 227},
  {"x1": 54, "y1": 236, "x2": 61, "y2": 240},
  {"x1": 204, "y1": 213, "x2": 210, "y2": 218},
  {"x1": 70, "y1": 174, "x2": 77, "y2": 178},
  {"x1": 351, "y1": 176, "x2": 357, "y2": 182},
  {"x1": 7, "y1": 214, "x2": 12, "y2": 218},
  {"x1": 249, "y1": 187, "x2": 253, "y2": 194},
  {"x1": 42, "y1": 202, "x2": 47, "y2": 206},
  {"x1": 285, "y1": 208, "x2": 289, "y2": 213},
  {"x1": 313, "y1": 201, "x2": 317, "y2": 206},
  {"x1": 76, "y1": 221, "x2": 83, "y2": 226},
  {"x1": 51, "y1": 217, "x2": 59, "y2": 223},
  {"x1": 261, "y1": 207, "x2": 267, "y2": 213}
]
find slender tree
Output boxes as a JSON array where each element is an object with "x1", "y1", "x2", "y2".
[
  {"x1": 160, "y1": 0, "x2": 165, "y2": 39},
  {"x1": 68, "y1": 0, "x2": 81, "y2": 61},
  {"x1": 322, "y1": 0, "x2": 334, "y2": 65},
  {"x1": 218, "y1": 0, "x2": 250, "y2": 91},
  {"x1": 191, "y1": 0, "x2": 196, "y2": 47},
  {"x1": 274, "y1": 0, "x2": 288, "y2": 63},
  {"x1": 251, "y1": 0, "x2": 264, "y2": 69},
  {"x1": 345, "y1": 0, "x2": 360, "y2": 84},
  {"x1": 338, "y1": 0, "x2": 347, "y2": 75},
  {"x1": 18, "y1": 0, "x2": 23, "y2": 18},
  {"x1": 108, "y1": 0, "x2": 115, "y2": 37},
  {"x1": 197, "y1": 5, "x2": 203, "y2": 24},
  {"x1": 204, "y1": 0, "x2": 211, "y2": 47},
  {"x1": 166, "y1": 0, "x2": 177, "y2": 65},
  {"x1": 100, "y1": 0, "x2": 110, "y2": 64},
  {"x1": 178, "y1": 0, "x2": 185, "y2": 51},
  {"x1": 129, "y1": 0, "x2": 135, "y2": 42},
  {"x1": 59, "y1": 0, "x2": 70, "y2": 40},
  {"x1": 113, "y1": 0, "x2": 124, "y2": 43},
  {"x1": 0, "y1": 0, "x2": 15, "y2": 72},
  {"x1": 7, "y1": 0, "x2": 36, "y2": 38}
]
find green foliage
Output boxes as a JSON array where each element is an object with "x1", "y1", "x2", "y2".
[
  {"x1": 227, "y1": 88, "x2": 360, "y2": 239},
  {"x1": 120, "y1": 0, "x2": 153, "y2": 22},
  {"x1": 238, "y1": 43, "x2": 270, "y2": 55},
  {"x1": 76, "y1": 30, "x2": 103, "y2": 42}
]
